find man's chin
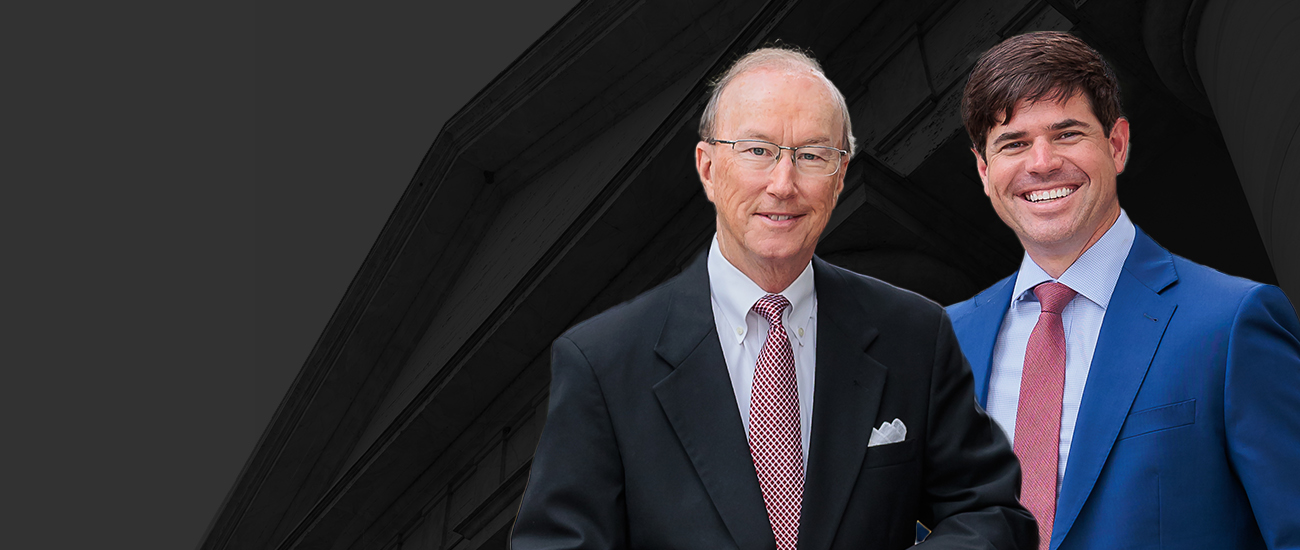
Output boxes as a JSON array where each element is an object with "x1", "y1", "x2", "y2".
[
  {"x1": 749, "y1": 243, "x2": 814, "y2": 267},
  {"x1": 1015, "y1": 223, "x2": 1083, "y2": 251}
]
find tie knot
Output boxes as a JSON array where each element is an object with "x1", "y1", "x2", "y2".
[
  {"x1": 752, "y1": 294, "x2": 791, "y2": 326},
  {"x1": 1033, "y1": 282, "x2": 1077, "y2": 314}
]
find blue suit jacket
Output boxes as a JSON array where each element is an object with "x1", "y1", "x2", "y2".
[{"x1": 947, "y1": 227, "x2": 1300, "y2": 550}]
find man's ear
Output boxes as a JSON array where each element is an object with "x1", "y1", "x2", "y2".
[
  {"x1": 1109, "y1": 117, "x2": 1131, "y2": 174},
  {"x1": 696, "y1": 141, "x2": 717, "y2": 202},
  {"x1": 973, "y1": 146, "x2": 992, "y2": 197},
  {"x1": 833, "y1": 156, "x2": 849, "y2": 205}
]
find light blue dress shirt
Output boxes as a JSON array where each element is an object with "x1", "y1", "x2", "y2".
[
  {"x1": 707, "y1": 236, "x2": 816, "y2": 468},
  {"x1": 986, "y1": 210, "x2": 1136, "y2": 487}
]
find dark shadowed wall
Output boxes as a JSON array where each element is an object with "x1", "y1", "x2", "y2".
[{"x1": 1, "y1": 1, "x2": 574, "y2": 549}]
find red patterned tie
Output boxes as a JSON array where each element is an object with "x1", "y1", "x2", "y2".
[
  {"x1": 1015, "y1": 282, "x2": 1077, "y2": 550},
  {"x1": 749, "y1": 294, "x2": 803, "y2": 550}
]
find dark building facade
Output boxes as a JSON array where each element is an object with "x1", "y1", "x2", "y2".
[{"x1": 206, "y1": 0, "x2": 1298, "y2": 548}]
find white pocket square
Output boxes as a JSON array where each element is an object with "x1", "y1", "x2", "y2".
[{"x1": 868, "y1": 418, "x2": 907, "y2": 447}]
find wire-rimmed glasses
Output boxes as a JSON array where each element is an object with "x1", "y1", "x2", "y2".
[{"x1": 707, "y1": 138, "x2": 848, "y2": 176}]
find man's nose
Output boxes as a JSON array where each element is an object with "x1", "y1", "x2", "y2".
[
  {"x1": 1026, "y1": 138, "x2": 1063, "y2": 174},
  {"x1": 767, "y1": 151, "x2": 798, "y2": 198}
]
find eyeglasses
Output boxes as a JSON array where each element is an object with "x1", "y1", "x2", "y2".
[{"x1": 707, "y1": 138, "x2": 848, "y2": 176}]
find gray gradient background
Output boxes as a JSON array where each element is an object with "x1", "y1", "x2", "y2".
[{"x1": 2, "y1": 1, "x2": 576, "y2": 548}]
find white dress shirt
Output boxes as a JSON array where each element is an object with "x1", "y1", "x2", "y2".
[
  {"x1": 987, "y1": 209, "x2": 1135, "y2": 487},
  {"x1": 707, "y1": 236, "x2": 817, "y2": 468}
]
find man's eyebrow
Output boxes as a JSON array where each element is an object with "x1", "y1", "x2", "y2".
[
  {"x1": 733, "y1": 130, "x2": 833, "y2": 146},
  {"x1": 1049, "y1": 118, "x2": 1091, "y2": 131},
  {"x1": 735, "y1": 130, "x2": 777, "y2": 143},
  {"x1": 990, "y1": 118, "x2": 1093, "y2": 146},
  {"x1": 990, "y1": 130, "x2": 1027, "y2": 146}
]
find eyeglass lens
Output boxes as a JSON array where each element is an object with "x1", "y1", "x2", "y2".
[{"x1": 728, "y1": 140, "x2": 842, "y2": 175}]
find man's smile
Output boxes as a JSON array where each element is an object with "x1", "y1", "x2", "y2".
[
  {"x1": 1021, "y1": 185, "x2": 1078, "y2": 203},
  {"x1": 757, "y1": 212, "x2": 803, "y2": 223}
]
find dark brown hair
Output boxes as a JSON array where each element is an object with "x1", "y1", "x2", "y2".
[{"x1": 962, "y1": 31, "x2": 1123, "y2": 158}]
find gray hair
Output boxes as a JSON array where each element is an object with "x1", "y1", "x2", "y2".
[{"x1": 698, "y1": 46, "x2": 857, "y2": 158}]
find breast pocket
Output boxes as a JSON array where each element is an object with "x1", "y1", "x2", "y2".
[
  {"x1": 1118, "y1": 399, "x2": 1196, "y2": 440},
  {"x1": 864, "y1": 438, "x2": 919, "y2": 468}
]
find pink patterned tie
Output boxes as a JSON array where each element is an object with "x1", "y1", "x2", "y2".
[
  {"x1": 1015, "y1": 282, "x2": 1077, "y2": 550},
  {"x1": 749, "y1": 294, "x2": 803, "y2": 550}
]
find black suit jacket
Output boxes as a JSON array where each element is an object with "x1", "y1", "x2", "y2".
[{"x1": 512, "y1": 253, "x2": 1034, "y2": 549}]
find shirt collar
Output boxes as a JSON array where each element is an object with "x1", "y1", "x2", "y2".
[
  {"x1": 707, "y1": 235, "x2": 816, "y2": 345},
  {"x1": 1011, "y1": 209, "x2": 1136, "y2": 309}
]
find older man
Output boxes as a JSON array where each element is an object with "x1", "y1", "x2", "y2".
[
  {"x1": 512, "y1": 46, "x2": 1034, "y2": 550},
  {"x1": 947, "y1": 31, "x2": 1300, "y2": 550}
]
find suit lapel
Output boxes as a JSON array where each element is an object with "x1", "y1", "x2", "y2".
[
  {"x1": 951, "y1": 276, "x2": 1016, "y2": 406},
  {"x1": 1051, "y1": 228, "x2": 1177, "y2": 549},
  {"x1": 652, "y1": 253, "x2": 774, "y2": 550},
  {"x1": 798, "y1": 259, "x2": 886, "y2": 550}
]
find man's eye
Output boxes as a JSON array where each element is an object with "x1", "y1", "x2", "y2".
[
  {"x1": 745, "y1": 147, "x2": 770, "y2": 157},
  {"x1": 1000, "y1": 141, "x2": 1027, "y2": 151},
  {"x1": 797, "y1": 151, "x2": 824, "y2": 162},
  {"x1": 1059, "y1": 131, "x2": 1081, "y2": 140}
]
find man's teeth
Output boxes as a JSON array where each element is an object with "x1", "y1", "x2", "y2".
[
  {"x1": 767, "y1": 215, "x2": 793, "y2": 221},
  {"x1": 1026, "y1": 187, "x2": 1075, "y2": 202}
]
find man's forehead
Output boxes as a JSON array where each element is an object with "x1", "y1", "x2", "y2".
[
  {"x1": 995, "y1": 92, "x2": 1095, "y2": 128},
  {"x1": 714, "y1": 68, "x2": 841, "y2": 129},
  {"x1": 722, "y1": 66, "x2": 831, "y2": 100}
]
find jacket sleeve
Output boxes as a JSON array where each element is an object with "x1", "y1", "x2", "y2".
[
  {"x1": 511, "y1": 336, "x2": 627, "y2": 550},
  {"x1": 1224, "y1": 285, "x2": 1300, "y2": 550},
  {"x1": 918, "y1": 311, "x2": 1038, "y2": 549}
]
